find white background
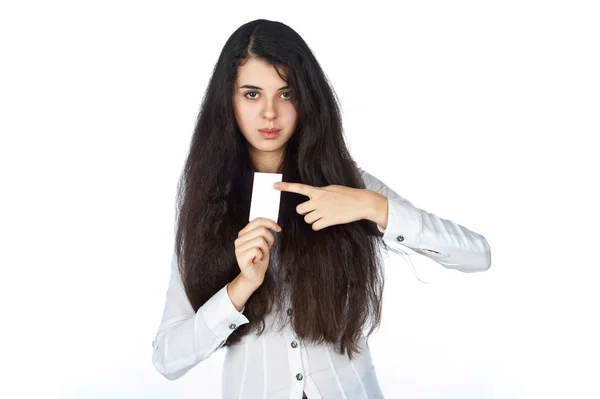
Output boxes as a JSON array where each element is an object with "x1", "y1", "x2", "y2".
[{"x1": 1, "y1": 1, "x2": 598, "y2": 398}]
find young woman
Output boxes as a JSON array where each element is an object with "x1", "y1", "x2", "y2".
[{"x1": 151, "y1": 19, "x2": 491, "y2": 399}]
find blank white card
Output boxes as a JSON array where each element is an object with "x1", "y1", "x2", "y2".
[{"x1": 248, "y1": 172, "x2": 283, "y2": 224}]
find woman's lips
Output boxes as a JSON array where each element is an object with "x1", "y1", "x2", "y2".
[{"x1": 260, "y1": 130, "x2": 280, "y2": 138}]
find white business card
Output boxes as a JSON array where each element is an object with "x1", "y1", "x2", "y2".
[{"x1": 248, "y1": 172, "x2": 283, "y2": 224}]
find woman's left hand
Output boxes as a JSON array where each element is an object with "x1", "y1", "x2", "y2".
[{"x1": 274, "y1": 182, "x2": 371, "y2": 231}]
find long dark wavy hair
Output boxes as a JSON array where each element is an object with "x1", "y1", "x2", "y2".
[{"x1": 175, "y1": 19, "x2": 407, "y2": 360}]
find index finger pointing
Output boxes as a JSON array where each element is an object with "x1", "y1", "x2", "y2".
[{"x1": 275, "y1": 182, "x2": 313, "y2": 197}]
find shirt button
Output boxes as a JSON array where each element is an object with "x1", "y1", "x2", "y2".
[
  {"x1": 229, "y1": 323, "x2": 237, "y2": 330},
  {"x1": 287, "y1": 308, "x2": 293, "y2": 316},
  {"x1": 296, "y1": 373, "x2": 303, "y2": 381},
  {"x1": 291, "y1": 341, "x2": 298, "y2": 348},
  {"x1": 396, "y1": 235, "x2": 404, "y2": 242}
]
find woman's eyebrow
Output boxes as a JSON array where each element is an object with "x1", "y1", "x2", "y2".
[{"x1": 238, "y1": 84, "x2": 290, "y2": 91}]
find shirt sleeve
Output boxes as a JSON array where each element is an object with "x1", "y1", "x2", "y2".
[
  {"x1": 151, "y1": 251, "x2": 250, "y2": 380},
  {"x1": 356, "y1": 164, "x2": 491, "y2": 273}
]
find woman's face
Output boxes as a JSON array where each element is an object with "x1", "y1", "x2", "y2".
[{"x1": 233, "y1": 58, "x2": 298, "y2": 172}]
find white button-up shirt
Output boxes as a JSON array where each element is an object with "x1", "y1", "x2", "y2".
[{"x1": 151, "y1": 166, "x2": 491, "y2": 398}]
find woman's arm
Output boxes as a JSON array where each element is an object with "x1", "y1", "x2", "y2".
[
  {"x1": 357, "y1": 165, "x2": 491, "y2": 273},
  {"x1": 151, "y1": 251, "x2": 251, "y2": 380}
]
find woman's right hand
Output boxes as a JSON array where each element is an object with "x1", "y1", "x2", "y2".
[{"x1": 234, "y1": 217, "x2": 281, "y2": 287}]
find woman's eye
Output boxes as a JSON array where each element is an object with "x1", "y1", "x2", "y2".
[{"x1": 244, "y1": 91, "x2": 292, "y2": 100}]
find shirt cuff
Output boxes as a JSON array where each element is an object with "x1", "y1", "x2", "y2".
[
  {"x1": 198, "y1": 283, "x2": 250, "y2": 341},
  {"x1": 377, "y1": 197, "x2": 423, "y2": 247}
]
